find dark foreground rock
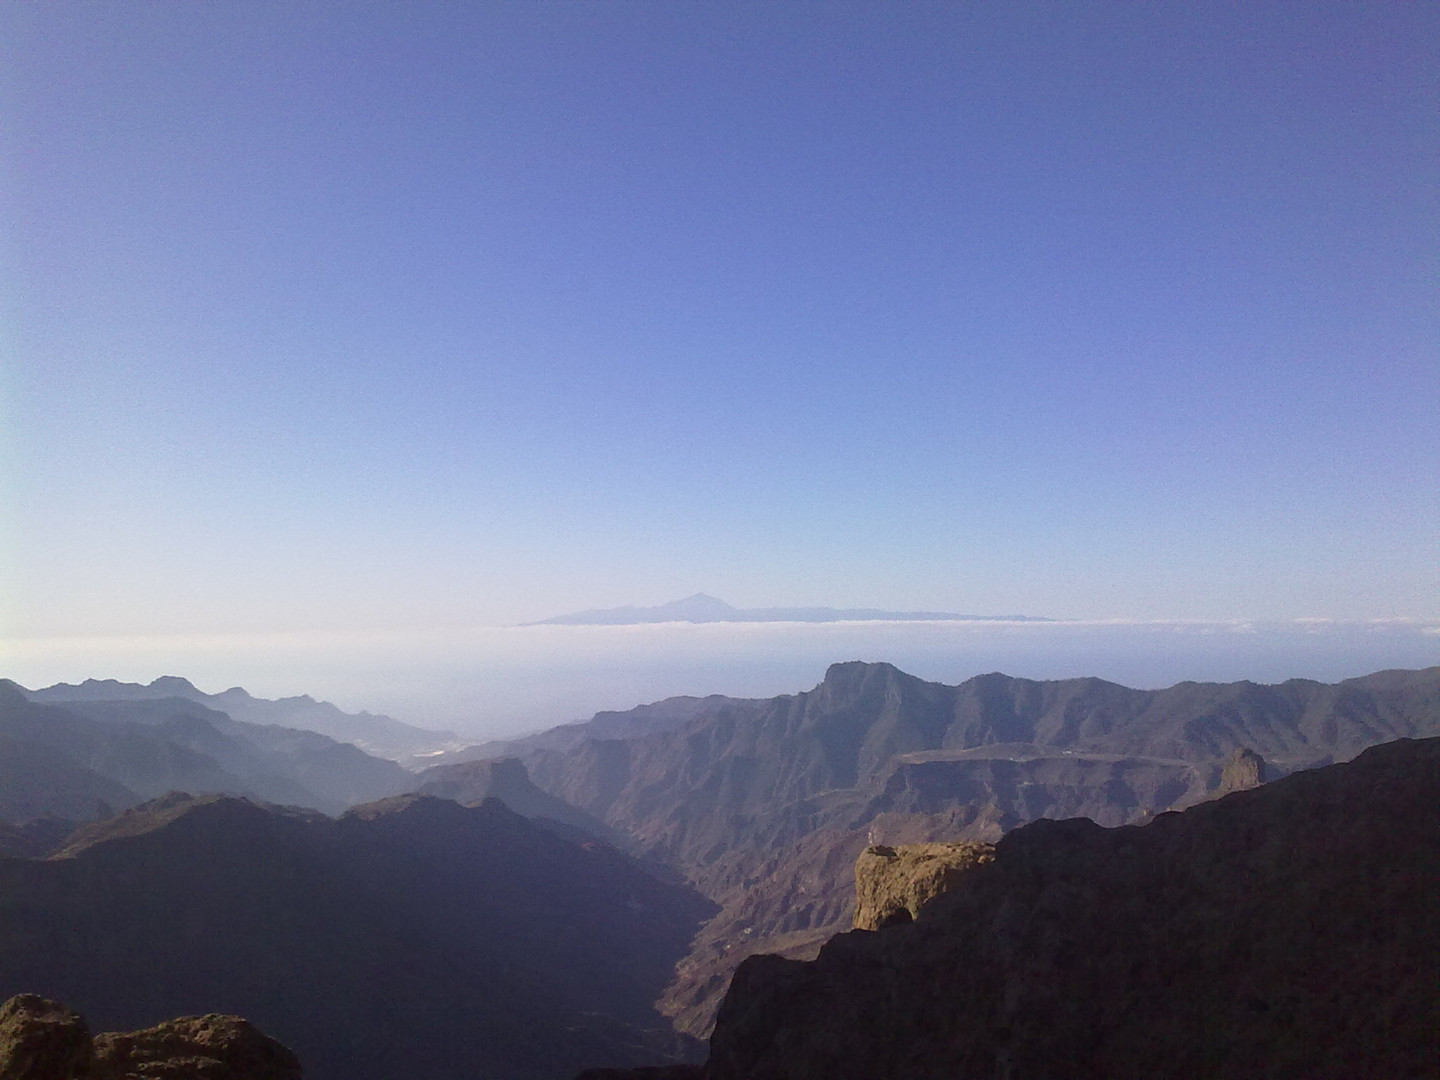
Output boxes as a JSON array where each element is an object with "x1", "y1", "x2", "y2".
[
  {"x1": 0, "y1": 994, "x2": 301, "y2": 1079},
  {"x1": 572, "y1": 1068, "x2": 704, "y2": 1080},
  {"x1": 0, "y1": 995, "x2": 91, "y2": 1080},
  {"x1": 701, "y1": 736, "x2": 1440, "y2": 1080}
]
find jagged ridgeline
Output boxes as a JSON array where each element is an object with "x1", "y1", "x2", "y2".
[
  {"x1": 431, "y1": 661, "x2": 1440, "y2": 1036},
  {"x1": 0, "y1": 676, "x2": 459, "y2": 830},
  {"x1": 0, "y1": 663, "x2": 1436, "y2": 1080},
  {"x1": 694, "y1": 736, "x2": 1440, "y2": 1079}
]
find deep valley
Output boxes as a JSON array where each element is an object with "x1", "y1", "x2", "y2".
[{"x1": 0, "y1": 663, "x2": 1436, "y2": 1078}]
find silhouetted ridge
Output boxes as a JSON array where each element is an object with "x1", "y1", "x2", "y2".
[
  {"x1": 0, "y1": 789, "x2": 715, "y2": 1080},
  {"x1": 414, "y1": 756, "x2": 624, "y2": 846}
]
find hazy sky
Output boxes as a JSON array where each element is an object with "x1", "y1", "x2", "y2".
[{"x1": 4, "y1": 2, "x2": 1437, "y2": 651}]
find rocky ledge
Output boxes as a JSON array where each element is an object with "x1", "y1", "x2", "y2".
[
  {"x1": 852, "y1": 841, "x2": 995, "y2": 931},
  {"x1": 0, "y1": 994, "x2": 301, "y2": 1079}
]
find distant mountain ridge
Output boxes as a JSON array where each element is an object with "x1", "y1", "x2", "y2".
[
  {"x1": 525, "y1": 593, "x2": 1048, "y2": 625},
  {"x1": 27, "y1": 676, "x2": 461, "y2": 763},
  {"x1": 0, "y1": 679, "x2": 413, "y2": 827}
]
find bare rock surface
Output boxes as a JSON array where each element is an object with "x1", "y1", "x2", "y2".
[
  {"x1": 1218, "y1": 745, "x2": 1266, "y2": 792},
  {"x1": 0, "y1": 996, "x2": 300, "y2": 1080},
  {"x1": 703, "y1": 736, "x2": 1440, "y2": 1080},
  {"x1": 0, "y1": 994, "x2": 92, "y2": 1080},
  {"x1": 518, "y1": 662, "x2": 1440, "y2": 1035},
  {"x1": 92, "y1": 1013, "x2": 301, "y2": 1079},
  {"x1": 852, "y1": 841, "x2": 994, "y2": 930}
]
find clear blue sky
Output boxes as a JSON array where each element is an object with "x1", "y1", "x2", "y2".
[{"x1": 4, "y1": 1, "x2": 1437, "y2": 639}]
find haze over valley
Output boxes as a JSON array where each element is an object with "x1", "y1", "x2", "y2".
[
  {"x1": 1, "y1": 661, "x2": 1436, "y2": 1077},
  {"x1": 3, "y1": 2, "x2": 1436, "y2": 1076},
  {"x1": 5, "y1": 606, "x2": 1436, "y2": 738}
]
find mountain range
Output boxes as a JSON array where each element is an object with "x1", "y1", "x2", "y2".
[
  {"x1": 0, "y1": 679, "x2": 416, "y2": 828},
  {"x1": 524, "y1": 593, "x2": 1048, "y2": 625},
  {"x1": 431, "y1": 660, "x2": 1440, "y2": 1033},
  {"x1": 0, "y1": 661, "x2": 1436, "y2": 1077},
  {"x1": 27, "y1": 676, "x2": 462, "y2": 762}
]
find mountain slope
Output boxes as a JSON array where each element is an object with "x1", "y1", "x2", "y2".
[
  {"x1": 28, "y1": 677, "x2": 460, "y2": 762},
  {"x1": 2, "y1": 681, "x2": 411, "y2": 818},
  {"x1": 47, "y1": 695, "x2": 412, "y2": 811},
  {"x1": 512, "y1": 661, "x2": 1440, "y2": 1033},
  {"x1": 413, "y1": 756, "x2": 625, "y2": 847},
  {"x1": 0, "y1": 792, "x2": 716, "y2": 1080},
  {"x1": 703, "y1": 736, "x2": 1440, "y2": 1079}
]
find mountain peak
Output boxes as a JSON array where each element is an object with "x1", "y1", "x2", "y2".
[
  {"x1": 148, "y1": 675, "x2": 199, "y2": 693},
  {"x1": 657, "y1": 593, "x2": 737, "y2": 616}
]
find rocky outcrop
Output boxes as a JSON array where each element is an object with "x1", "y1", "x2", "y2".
[
  {"x1": 703, "y1": 737, "x2": 1440, "y2": 1079},
  {"x1": 1218, "y1": 745, "x2": 1265, "y2": 792},
  {"x1": 0, "y1": 995, "x2": 91, "y2": 1080},
  {"x1": 0, "y1": 995, "x2": 300, "y2": 1080},
  {"x1": 852, "y1": 842, "x2": 994, "y2": 930},
  {"x1": 92, "y1": 1013, "x2": 301, "y2": 1080}
]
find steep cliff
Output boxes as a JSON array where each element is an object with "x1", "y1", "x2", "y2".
[
  {"x1": 703, "y1": 736, "x2": 1440, "y2": 1079},
  {"x1": 523, "y1": 662, "x2": 1439, "y2": 1034}
]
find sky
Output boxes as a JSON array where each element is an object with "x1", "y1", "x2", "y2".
[{"x1": 2, "y1": 3, "x2": 1436, "y2": 733}]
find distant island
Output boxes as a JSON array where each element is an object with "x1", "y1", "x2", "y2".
[{"x1": 524, "y1": 593, "x2": 1050, "y2": 626}]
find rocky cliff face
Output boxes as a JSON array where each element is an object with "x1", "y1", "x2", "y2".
[
  {"x1": 701, "y1": 737, "x2": 1440, "y2": 1080},
  {"x1": 1218, "y1": 745, "x2": 1266, "y2": 792},
  {"x1": 851, "y1": 841, "x2": 994, "y2": 931},
  {"x1": 0, "y1": 994, "x2": 301, "y2": 1080},
  {"x1": 521, "y1": 662, "x2": 1439, "y2": 1034}
]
